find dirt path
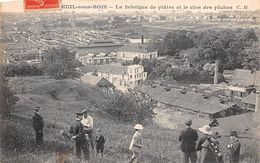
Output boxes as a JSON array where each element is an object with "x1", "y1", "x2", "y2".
[{"x1": 153, "y1": 107, "x2": 210, "y2": 130}]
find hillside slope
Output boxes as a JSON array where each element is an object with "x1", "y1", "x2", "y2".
[{"x1": 1, "y1": 76, "x2": 259, "y2": 163}]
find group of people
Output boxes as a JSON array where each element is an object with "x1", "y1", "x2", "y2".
[
  {"x1": 179, "y1": 119, "x2": 241, "y2": 163},
  {"x1": 32, "y1": 107, "x2": 105, "y2": 161},
  {"x1": 32, "y1": 106, "x2": 241, "y2": 163}
]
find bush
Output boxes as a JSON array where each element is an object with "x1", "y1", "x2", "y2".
[
  {"x1": 0, "y1": 71, "x2": 18, "y2": 115},
  {"x1": 1, "y1": 63, "x2": 44, "y2": 77},
  {"x1": 100, "y1": 92, "x2": 155, "y2": 123}
]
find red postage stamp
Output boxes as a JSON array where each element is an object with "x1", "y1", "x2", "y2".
[{"x1": 24, "y1": 0, "x2": 61, "y2": 11}]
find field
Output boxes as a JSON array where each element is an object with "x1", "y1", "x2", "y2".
[{"x1": 1, "y1": 76, "x2": 259, "y2": 163}]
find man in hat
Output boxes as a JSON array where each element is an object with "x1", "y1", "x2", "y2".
[
  {"x1": 32, "y1": 106, "x2": 44, "y2": 145},
  {"x1": 178, "y1": 119, "x2": 198, "y2": 163},
  {"x1": 81, "y1": 109, "x2": 94, "y2": 151},
  {"x1": 226, "y1": 131, "x2": 241, "y2": 163},
  {"x1": 129, "y1": 123, "x2": 144, "y2": 163},
  {"x1": 70, "y1": 112, "x2": 90, "y2": 161}
]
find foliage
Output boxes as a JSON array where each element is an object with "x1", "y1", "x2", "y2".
[
  {"x1": 0, "y1": 71, "x2": 18, "y2": 115},
  {"x1": 159, "y1": 28, "x2": 259, "y2": 71},
  {"x1": 158, "y1": 30, "x2": 194, "y2": 56},
  {"x1": 1, "y1": 62, "x2": 44, "y2": 77},
  {"x1": 100, "y1": 92, "x2": 155, "y2": 123},
  {"x1": 43, "y1": 48, "x2": 82, "y2": 79},
  {"x1": 133, "y1": 57, "x2": 141, "y2": 64}
]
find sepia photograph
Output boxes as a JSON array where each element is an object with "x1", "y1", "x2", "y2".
[{"x1": 0, "y1": 0, "x2": 260, "y2": 162}]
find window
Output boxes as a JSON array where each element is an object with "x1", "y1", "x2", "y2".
[
  {"x1": 124, "y1": 82, "x2": 126, "y2": 86},
  {"x1": 100, "y1": 59, "x2": 104, "y2": 64},
  {"x1": 130, "y1": 75, "x2": 132, "y2": 79},
  {"x1": 106, "y1": 58, "x2": 109, "y2": 63}
]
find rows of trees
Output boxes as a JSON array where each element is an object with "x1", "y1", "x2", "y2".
[{"x1": 157, "y1": 28, "x2": 259, "y2": 71}]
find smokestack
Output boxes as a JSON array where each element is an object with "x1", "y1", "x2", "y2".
[
  {"x1": 255, "y1": 91, "x2": 260, "y2": 112},
  {"x1": 141, "y1": 35, "x2": 144, "y2": 44},
  {"x1": 214, "y1": 60, "x2": 219, "y2": 85}
]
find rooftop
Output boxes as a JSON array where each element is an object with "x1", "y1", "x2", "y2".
[
  {"x1": 139, "y1": 84, "x2": 230, "y2": 114},
  {"x1": 230, "y1": 69, "x2": 254, "y2": 87},
  {"x1": 97, "y1": 65, "x2": 128, "y2": 75},
  {"x1": 117, "y1": 44, "x2": 156, "y2": 53},
  {"x1": 242, "y1": 93, "x2": 256, "y2": 106}
]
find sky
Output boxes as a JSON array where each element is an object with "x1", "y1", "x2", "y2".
[{"x1": 0, "y1": 0, "x2": 260, "y2": 13}]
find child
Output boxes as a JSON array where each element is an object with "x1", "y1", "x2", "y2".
[{"x1": 95, "y1": 128, "x2": 105, "y2": 157}]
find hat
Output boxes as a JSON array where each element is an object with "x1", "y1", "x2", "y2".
[
  {"x1": 185, "y1": 119, "x2": 192, "y2": 126},
  {"x1": 82, "y1": 109, "x2": 88, "y2": 114},
  {"x1": 34, "y1": 106, "x2": 41, "y2": 111},
  {"x1": 134, "y1": 124, "x2": 144, "y2": 130},
  {"x1": 76, "y1": 112, "x2": 83, "y2": 116},
  {"x1": 198, "y1": 125, "x2": 213, "y2": 135},
  {"x1": 229, "y1": 131, "x2": 238, "y2": 136}
]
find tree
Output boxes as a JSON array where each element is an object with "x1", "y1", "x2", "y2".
[
  {"x1": 0, "y1": 70, "x2": 18, "y2": 116},
  {"x1": 158, "y1": 30, "x2": 194, "y2": 56},
  {"x1": 133, "y1": 57, "x2": 141, "y2": 64},
  {"x1": 100, "y1": 92, "x2": 154, "y2": 123},
  {"x1": 44, "y1": 48, "x2": 82, "y2": 79}
]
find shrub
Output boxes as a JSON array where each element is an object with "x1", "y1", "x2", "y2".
[{"x1": 100, "y1": 92, "x2": 155, "y2": 123}]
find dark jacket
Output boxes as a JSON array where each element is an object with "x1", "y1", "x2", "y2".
[
  {"x1": 199, "y1": 138, "x2": 219, "y2": 163},
  {"x1": 227, "y1": 139, "x2": 241, "y2": 162},
  {"x1": 179, "y1": 127, "x2": 198, "y2": 152},
  {"x1": 70, "y1": 119, "x2": 87, "y2": 142},
  {"x1": 197, "y1": 136, "x2": 207, "y2": 151},
  {"x1": 32, "y1": 113, "x2": 44, "y2": 131},
  {"x1": 95, "y1": 135, "x2": 105, "y2": 148}
]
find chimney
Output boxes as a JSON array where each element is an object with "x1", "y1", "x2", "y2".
[
  {"x1": 255, "y1": 91, "x2": 260, "y2": 112},
  {"x1": 141, "y1": 35, "x2": 144, "y2": 44},
  {"x1": 214, "y1": 60, "x2": 219, "y2": 85}
]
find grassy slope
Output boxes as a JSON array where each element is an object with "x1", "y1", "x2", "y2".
[{"x1": 2, "y1": 76, "x2": 259, "y2": 163}]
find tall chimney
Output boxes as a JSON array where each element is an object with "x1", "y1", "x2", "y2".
[
  {"x1": 141, "y1": 35, "x2": 144, "y2": 44},
  {"x1": 214, "y1": 60, "x2": 219, "y2": 85},
  {"x1": 255, "y1": 91, "x2": 260, "y2": 112}
]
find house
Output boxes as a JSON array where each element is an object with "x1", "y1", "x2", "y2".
[
  {"x1": 226, "y1": 69, "x2": 255, "y2": 98},
  {"x1": 223, "y1": 70, "x2": 234, "y2": 82},
  {"x1": 138, "y1": 84, "x2": 243, "y2": 120},
  {"x1": 241, "y1": 93, "x2": 256, "y2": 111},
  {"x1": 76, "y1": 52, "x2": 117, "y2": 65},
  {"x1": 80, "y1": 74, "x2": 115, "y2": 94},
  {"x1": 97, "y1": 64, "x2": 147, "y2": 92},
  {"x1": 116, "y1": 44, "x2": 157, "y2": 61},
  {"x1": 76, "y1": 40, "x2": 123, "y2": 58}
]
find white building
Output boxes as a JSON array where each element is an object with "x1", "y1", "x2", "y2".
[
  {"x1": 97, "y1": 64, "x2": 147, "y2": 92},
  {"x1": 76, "y1": 52, "x2": 117, "y2": 65},
  {"x1": 116, "y1": 44, "x2": 157, "y2": 61}
]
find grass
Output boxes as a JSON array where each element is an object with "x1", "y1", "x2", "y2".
[{"x1": 1, "y1": 76, "x2": 259, "y2": 163}]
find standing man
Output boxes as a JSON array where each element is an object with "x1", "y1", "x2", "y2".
[
  {"x1": 129, "y1": 124, "x2": 144, "y2": 163},
  {"x1": 81, "y1": 109, "x2": 94, "y2": 151},
  {"x1": 32, "y1": 106, "x2": 44, "y2": 145},
  {"x1": 70, "y1": 112, "x2": 90, "y2": 161},
  {"x1": 178, "y1": 119, "x2": 198, "y2": 163},
  {"x1": 227, "y1": 131, "x2": 241, "y2": 163}
]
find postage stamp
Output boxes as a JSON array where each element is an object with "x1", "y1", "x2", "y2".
[{"x1": 24, "y1": 0, "x2": 61, "y2": 11}]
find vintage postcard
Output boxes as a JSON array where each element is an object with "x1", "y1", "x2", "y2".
[{"x1": 0, "y1": 0, "x2": 260, "y2": 162}]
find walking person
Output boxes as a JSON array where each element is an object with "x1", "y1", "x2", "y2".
[
  {"x1": 81, "y1": 109, "x2": 95, "y2": 151},
  {"x1": 226, "y1": 131, "x2": 241, "y2": 163},
  {"x1": 95, "y1": 128, "x2": 105, "y2": 157},
  {"x1": 70, "y1": 112, "x2": 90, "y2": 161},
  {"x1": 178, "y1": 119, "x2": 198, "y2": 163},
  {"x1": 129, "y1": 124, "x2": 144, "y2": 163},
  {"x1": 32, "y1": 106, "x2": 44, "y2": 145}
]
